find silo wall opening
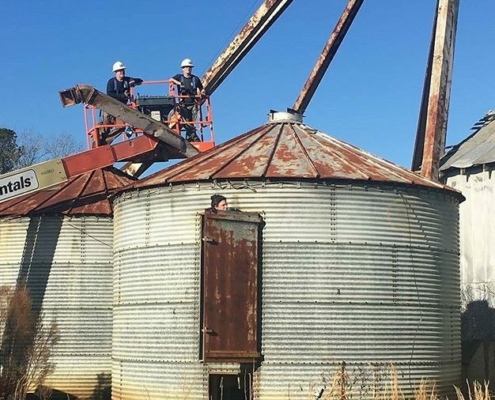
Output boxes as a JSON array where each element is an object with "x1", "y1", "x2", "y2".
[
  {"x1": 0, "y1": 215, "x2": 113, "y2": 399},
  {"x1": 113, "y1": 181, "x2": 461, "y2": 400}
]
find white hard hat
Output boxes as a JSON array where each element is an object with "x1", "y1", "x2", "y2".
[
  {"x1": 180, "y1": 58, "x2": 194, "y2": 68},
  {"x1": 112, "y1": 61, "x2": 126, "y2": 72}
]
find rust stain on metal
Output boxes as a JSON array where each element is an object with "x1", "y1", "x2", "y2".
[
  {"x1": 202, "y1": 0, "x2": 294, "y2": 94},
  {"x1": 202, "y1": 211, "x2": 262, "y2": 362},
  {"x1": 131, "y1": 118, "x2": 455, "y2": 192},
  {"x1": 59, "y1": 84, "x2": 198, "y2": 159},
  {"x1": 419, "y1": 0, "x2": 459, "y2": 180},
  {"x1": 0, "y1": 168, "x2": 134, "y2": 217},
  {"x1": 293, "y1": 0, "x2": 364, "y2": 114}
]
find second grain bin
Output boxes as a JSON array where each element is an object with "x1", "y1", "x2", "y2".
[
  {"x1": 0, "y1": 167, "x2": 134, "y2": 399},
  {"x1": 112, "y1": 112, "x2": 463, "y2": 400},
  {"x1": 440, "y1": 111, "x2": 495, "y2": 389}
]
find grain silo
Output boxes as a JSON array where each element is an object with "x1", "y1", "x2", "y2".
[
  {"x1": 0, "y1": 167, "x2": 134, "y2": 399},
  {"x1": 441, "y1": 111, "x2": 495, "y2": 306},
  {"x1": 440, "y1": 111, "x2": 495, "y2": 389},
  {"x1": 112, "y1": 111, "x2": 463, "y2": 400}
]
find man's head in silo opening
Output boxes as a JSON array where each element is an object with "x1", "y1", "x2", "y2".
[{"x1": 211, "y1": 194, "x2": 228, "y2": 211}]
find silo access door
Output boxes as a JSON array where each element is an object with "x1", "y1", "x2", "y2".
[{"x1": 201, "y1": 210, "x2": 263, "y2": 363}]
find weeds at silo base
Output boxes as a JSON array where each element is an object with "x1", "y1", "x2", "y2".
[{"x1": 290, "y1": 364, "x2": 492, "y2": 400}]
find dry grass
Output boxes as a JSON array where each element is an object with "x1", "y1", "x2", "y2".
[
  {"x1": 296, "y1": 364, "x2": 492, "y2": 400},
  {"x1": 455, "y1": 381, "x2": 491, "y2": 400},
  {"x1": 414, "y1": 379, "x2": 438, "y2": 400}
]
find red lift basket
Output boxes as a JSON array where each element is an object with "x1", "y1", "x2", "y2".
[{"x1": 83, "y1": 79, "x2": 215, "y2": 153}]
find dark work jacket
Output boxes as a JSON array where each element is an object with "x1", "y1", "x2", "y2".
[
  {"x1": 106, "y1": 77, "x2": 133, "y2": 104},
  {"x1": 172, "y1": 74, "x2": 203, "y2": 104}
]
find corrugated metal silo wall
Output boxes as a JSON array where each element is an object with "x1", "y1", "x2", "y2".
[
  {"x1": 0, "y1": 216, "x2": 113, "y2": 399},
  {"x1": 113, "y1": 181, "x2": 461, "y2": 400},
  {"x1": 445, "y1": 171, "x2": 495, "y2": 307}
]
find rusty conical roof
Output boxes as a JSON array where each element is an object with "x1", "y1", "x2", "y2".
[
  {"x1": 0, "y1": 167, "x2": 135, "y2": 217},
  {"x1": 130, "y1": 116, "x2": 453, "y2": 191}
]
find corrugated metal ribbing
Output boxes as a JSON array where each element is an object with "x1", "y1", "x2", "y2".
[
  {"x1": 112, "y1": 361, "x2": 207, "y2": 400},
  {"x1": 113, "y1": 181, "x2": 461, "y2": 399},
  {"x1": 261, "y1": 301, "x2": 459, "y2": 360},
  {"x1": 115, "y1": 245, "x2": 198, "y2": 304},
  {"x1": 113, "y1": 190, "x2": 201, "y2": 249},
  {"x1": 263, "y1": 244, "x2": 460, "y2": 305},
  {"x1": 113, "y1": 303, "x2": 198, "y2": 360},
  {"x1": 335, "y1": 188, "x2": 458, "y2": 249},
  {"x1": 113, "y1": 192, "x2": 204, "y2": 398},
  {"x1": 446, "y1": 172, "x2": 495, "y2": 306},
  {"x1": 0, "y1": 218, "x2": 29, "y2": 280},
  {"x1": 243, "y1": 186, "x2": 459, "y2": 250},
  {"x1": 113, "y1": 247, "x2": 200, "y2": 362},
  {"x1": 0, "y1": 216, "x2": 113, "y2": 399},
  {"x1": 257, "y1": 184, "x2": 459, "y2": 399}
]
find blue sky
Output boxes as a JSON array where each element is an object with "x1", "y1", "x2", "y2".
[{"x1": 1, "y1": 1, "x2": 494, "y2": 172}]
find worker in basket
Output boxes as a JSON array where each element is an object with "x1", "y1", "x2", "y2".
[
  {"x1": 101, "y1": 61, "x2": 143, "y2": 145},
  {"x1": 169, "y1": 58, "x2": 206, "y2": 142}
]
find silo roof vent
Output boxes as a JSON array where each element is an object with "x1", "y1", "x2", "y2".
[{"x1": 268, "y1": 109, "x2": 302, "y2": 124}]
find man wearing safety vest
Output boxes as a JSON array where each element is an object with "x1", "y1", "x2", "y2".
[
  {"x1": 101, "y1": 61, "x2": 143, "y2": 145},
  {"x1": 170, "y1": 58, "x2": 206, "y2": 142}
]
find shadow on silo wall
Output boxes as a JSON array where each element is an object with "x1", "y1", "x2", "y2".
[
  {"x1": 0, "y1": 216, "x2": 63, "y2": 399},
  {"x1": 27, "y1": 388, "x2": 78, "y2": 399},
  {"x1": 28, "y1": 372, "x2": 110, "y2": 400},
  {"x1": 17, "y1": 216, "x2": 63, "y2": 315},
  {"x1": 461, "y1": 300, "x2": 495, "y2": 390},
  {"x1": 90, "y1": 372, "x2": 111, "y2": 400}
]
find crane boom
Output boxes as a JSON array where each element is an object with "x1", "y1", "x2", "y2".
[
  {"x1": 201, "y1": 0, "x2": 294, "y2": 94},
  {"x1": 292, "y1": 0, "x2": 364, "y2": 114}
]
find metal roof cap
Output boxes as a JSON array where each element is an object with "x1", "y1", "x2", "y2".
[{"x1": 268, "y1": 109, "x2": 303, "y2": 124}]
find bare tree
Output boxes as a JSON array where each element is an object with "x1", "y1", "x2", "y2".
[
  {"x1": 14, "y1": 130, "x2": 84, "y2": 170},
  {"x1": 15, "y1": 130, "x2": 46, "y2": 169},
  {"x1": 14, "y1": 315, "x2": 59, "y2": 400},
  {"x1": 44, "y1": 132, "x2": 84, "y2": 160},
  {"x1": 0, "y1": 284, "x2": 59, "y2": 400}
]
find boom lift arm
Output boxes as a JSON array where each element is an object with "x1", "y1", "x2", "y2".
[
  {"x1": 0, "y1": 85, "x2": 201, "y2": 203},
  {"x1": 59, "y1": 84, "x2": 198, "y2": 159},
  {"x1": 54, "y1": 0, "x2": 295, "y2": 181},
  {"x1": 85, "y1": 0, "x2": 296, "y2": 177},
  {"x1": 60, "y1": 84, "x2": 200, "y2": 177},
  {"x1": 51, "y1": 0, "x2": 361, "y2": 184},
  {"x1": 0, "y1": 133, "x2": 173, "y2": 203}
]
